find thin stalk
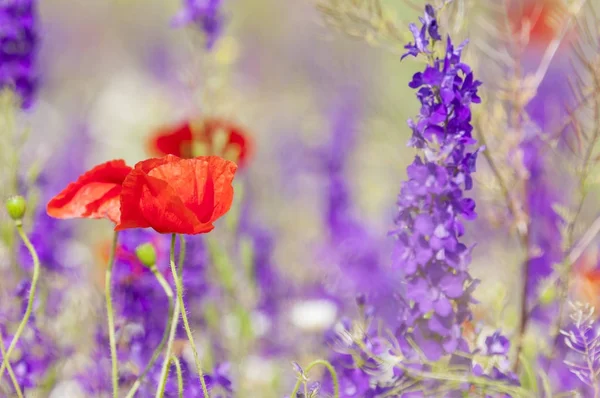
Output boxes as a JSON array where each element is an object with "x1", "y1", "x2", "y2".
[
  {"x1": 125, "y1": 265, "x2": 174, "y2": 398},
  {"x1": 155, "y1": 286, "x2": 181, "y2": 397},
  {"x1": 104, "y1": 232, "x2": 120, "y2": 398},
  {"x1": 290, "y1": 359, "x2": 339, "y2": 398},
  {"x1": 0, "y1": 329, "x2": 23, "y2": 398},
  {"x1": 169, "y1": 234, "x2": 209, "y2": 397},
  {"x1": 0, "y1": 224, "x2": 41, "y2": 382},
  {"x1": 171, "y1": 355, "x2": 184, "y2": 398}
]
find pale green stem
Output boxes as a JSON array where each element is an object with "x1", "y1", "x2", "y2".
[
  {"x1": 170, "y1": 234, "x2": 209, "y2": 397},
  {"x1": 155, "y1": 285, "x2": 181, "y2": 398},
  {"x1": 105, "y1": 232, "x2": 119, "y2": 398},
  {"x1": 0, "y1": 224, "x2": 41, "y2": 382},
  {"x1": 177, "y1": 234, "x2": 186, "y2": 277},
  {"x1": 0, "y1": 329, "x2": 23, "y2": 398},
  {"x1": 290, "y1": 359, "x2": 339, "y2": 398},
  {"x1": 171, "y1": 355, "x2": 184, "y2": 398},
  {"x1": 125, "y1": 265, "x2": 174, "y2": 398}
]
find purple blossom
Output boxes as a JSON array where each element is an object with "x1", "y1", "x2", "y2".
[
  {"x1": 312, "y1": 6, "x2": 519, "y2": 396},
  {"x1": 0, "y1": 0, "x2": 38, "y2": 108},
  {"x1": 172, "y1": 0, "x2": 224, "y2": 50},
  {"x1": 393, "y1": 4, "x2": 482, "y2": 362},
  {"x1": 485, "y1": 331, "x2": 510, "y2": 356}
]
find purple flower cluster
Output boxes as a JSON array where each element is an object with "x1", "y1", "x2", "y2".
[
  {"x1": 0, "y1": 0, "x2": 38, "y2": 108},
  {"x1": 172, "y1": 0, "x2": 224, "y2": 50},
  {"x1": 307, "y1": 6, "x2": 521, "y2": 397},
  {"x1": 392, "y1": 4, "x2": 482, "y2": 361}
]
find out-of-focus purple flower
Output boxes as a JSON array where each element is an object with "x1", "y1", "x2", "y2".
[
  {"x1": 0, "y1": 0, "x2": 38, "y2": 108},
  {"x1": 0, "y1": 306, "x2": 58, "y2": 394},
  {"x1": 172, "y1": 0, "x2": 224, "y2": 50},
  {"x1": 315, "y1": 92, "x2": 399, "y2": 322},
  {"x1": 559, "y1": 303, "x2": 599, "y2": 393}
]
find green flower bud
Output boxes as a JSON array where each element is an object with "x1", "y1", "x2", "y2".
[
  {"x1": 5, "y1": 196, "x2": 26, "y2": 221},
  {"x1": 539, "y1": 284, "x2": 557, "y2": 306},
  {"x1": 135, "y1": 243, "x2": 157, "y2": 268}
]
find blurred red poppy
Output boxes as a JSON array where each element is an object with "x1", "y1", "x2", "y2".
[
  {"x1": 506, "y1": 0, "x2": 570, "y2": 48},
  {"x1": 150, "y1": 118, "x2": 252, "y2": 168},
  {"x1": 572, "y1": 249, "x2": 600, "y2": 311},
  {"x1": 46, "y1": 159, "x2": 133, "y2": 224},
  {"x1": 116, "y1": 154, "x2": 237, "y2": 235}
]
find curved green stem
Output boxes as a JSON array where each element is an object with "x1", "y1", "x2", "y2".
[
  {"x1": 155, "y1": 283, "x2": 181, "y2": 398},
  {"x1": 290, "y1": 359, "x2": 339, "y2": 398},
  {"x1": 0, "y1": 225, "x2": 41, "y2": 383},
  {"x1": 171, "y1": 355, "x2": 184, "y2": 398},
  {"x1": 0, "y1": 329, "x2": 23, "y2": 398},
  {"x1": 125, "y1": 265, "x2": 174, "y2": 398},
  {"x1": 169, "y1": 234, "x2": 209, "y2": 396},
  {"x1": 105, "y1": 232, "x2": 119, "y2": 398}
]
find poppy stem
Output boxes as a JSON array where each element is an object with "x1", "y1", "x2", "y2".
[
  {"x1": 155, "y1": 236, "x2": 182, "y2": 398},
  {"x1": 0, "y1": 224, "x2": 41, "y2": 385},
  {"x1": 0, "y1": 329, "x2": 23, "y2": 398},
  {"x1": 170, "y1": 234, "x2": 210, "y2": 397},
  {"x1": 290, "y1": 359, "x2": 339, "y2": 398},
  {"x1": 125, "y1": 264, "x2": 174, "y2": 398},
  {"x1": 171, "y1": 355, "x2": 184, "y2": 398},
  {"x1": 105, "y1": 232, "x2": 120, "y2": 398}
]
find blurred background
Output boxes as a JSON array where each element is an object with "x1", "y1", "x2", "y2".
[{"x1": 1, "y1": 0, "x2": 598, "y2": 396}]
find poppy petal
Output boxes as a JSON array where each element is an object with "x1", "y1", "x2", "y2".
[
  {"x1": 47, "y1": 159, "x2": 132, "y2": 223},
  {"x1": 140, "y1": 174, "x2": 201, "y2": 234},
  {"x1": 116, "y1": 168, "x2": 153, "y2": 231},
  {"x1": 205, "y1": 155, "x2": 237, "y2": 222},
  {"x1": 146, "y1": 157, "x2": 215, "y2": 223},
  {"x1": 85, "y1": 185, "x2": 122, "y2": 224}
]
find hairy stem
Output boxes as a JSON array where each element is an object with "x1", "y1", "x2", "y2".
[
  {"x1": 0, "y1": 329, "x2": 23, "y2": 398},
  {"x1": 155, "y1": 273, "x2": 181, "y2": 397},
  {"x1": 170, "y1": 234, "x2": 210, "y2": 397},
  {"x1": 104, "y1": 232, "x2": 120, "y2": 398},
  {"x1": 172, "y1": 355, "x2": 184, "y2": 398},
  {"x1": 0, "y1": 224, "x2": 41, "y2": 382},
  {"x1": 125, "y1": 265, "x2": 174, "y2": 398}
]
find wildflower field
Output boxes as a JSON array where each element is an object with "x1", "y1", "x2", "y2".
[{"x1": 1, "y1": 0, "x2": 599, "y2": 397}]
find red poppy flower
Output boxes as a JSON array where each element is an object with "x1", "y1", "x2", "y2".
[
  {"x1": 150, "y1": 118, "x2": 251, "y2": 168},
  {"x1": 572, "y1": 249, "x2": 600, "y2": 311},
  {"x1": 115, "y1": 154, "x2": 237, "y2": 235},
  {"x1": 506, "y1": 0, "x2": 570, "y2": 48},
  {"x1": 46, "y1": 159, "x2": 133, "y2": 224}
]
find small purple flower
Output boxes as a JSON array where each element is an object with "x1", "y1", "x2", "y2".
[
  {"x1": 485, "y1": 331, "x2": 510, "y2": 356},
  {"x1": 0, "y1": 0, "x2": 38, "y2": 108},
  {"x1": 172, "y1": 0, "x2": 224, "y2": 50}
]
